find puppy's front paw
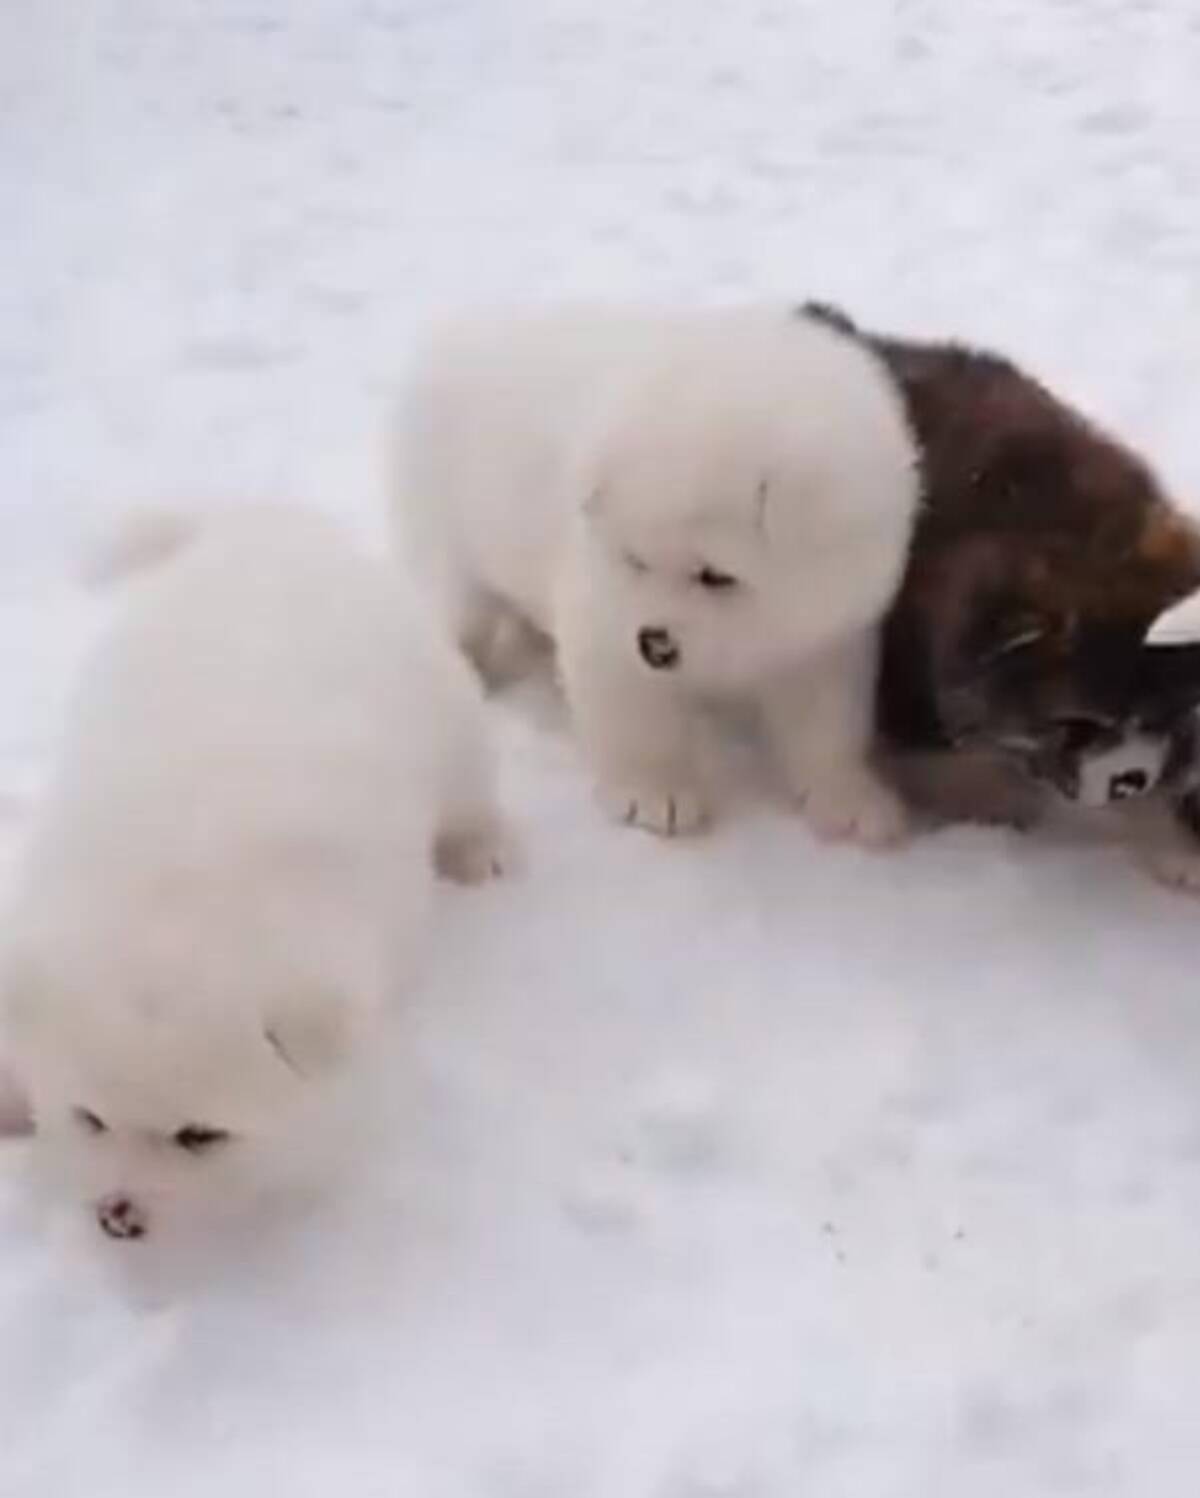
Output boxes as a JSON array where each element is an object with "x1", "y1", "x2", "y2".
[
  {"x1": 885, "y1": 750, "x2": 1045, "y2": 831},
  {"x1": 597, "y1": 779, "x2": 710, "y2": 837},
  {"x1": 796, "y1": 766, "x2": 908, "y2": 848},
  {"x1": 1140, "y1": 845, "x2": 1200, "y2": 895},
  {"x1": 435, "y1": 817, "x2": 519, "y2": 884}
]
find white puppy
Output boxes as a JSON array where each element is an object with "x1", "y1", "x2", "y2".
[
  {"x1": 396, "y1": 305, "x2": 919, "y2": 842},
  {"x1": 0, "y1": 504, "x2": 508, "y2": 1243}
]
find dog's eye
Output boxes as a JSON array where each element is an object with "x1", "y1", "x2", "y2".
[
  {"x1": 173, "y1": 1124, "x2": 231, "y2": 1154},
  {"x1": 74, "y1": 1107, "x2": 108, "y2": 1135},
  {"x1": 694, "y1": 565, "x2": 739, "y2": 591},
  {"x1": 1053, "y1": 714, "x2": 1115, "y2": 752},
  {"x1": 623, "y1": 551, "x2": 649, "y2": 575}
]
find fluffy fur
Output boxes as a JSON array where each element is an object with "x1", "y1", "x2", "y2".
[
  {"x1": 800, "y1": 301, "x2": 1200, "y2": 889},
  {"x1": 798, "y1": 302, "x2": 1200, "y2": 759},
  {"x1": 395, "y1": 305, "x2": 920, "y2": 843},
  {"x1": 0, "y1": 503, "x2": 509, "y2": 1241}
]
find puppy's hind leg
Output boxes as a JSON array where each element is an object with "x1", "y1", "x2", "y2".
[{"x1": 762, "y1": 630, "x2": 907, "y2": 848}]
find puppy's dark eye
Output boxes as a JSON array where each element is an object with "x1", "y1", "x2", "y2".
[
  {"x1": 1054, "y1": 715, "x2": 1116, "y2": 752},
  {"x1": 173, "y1": 1124, "x2": 231, "y2": 1154},
  {"x1": 694, "y1": 565, "x2": 738, "y2": 591},
  {"x1": 74, "y1": 1107, "x2": 108, "y2": 1135},
  {"x1": 623, "y1": 551, "x2": 649, "y2": 574}
]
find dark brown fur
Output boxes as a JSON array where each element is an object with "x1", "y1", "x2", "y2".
[{"x1": 801, "y1": 302, "x2": 1200, "y2": 757}]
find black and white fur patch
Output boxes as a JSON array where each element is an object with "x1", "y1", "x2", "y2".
[{"x1": 1043, "y1": 713, "x2": 1196, "y2": 809}]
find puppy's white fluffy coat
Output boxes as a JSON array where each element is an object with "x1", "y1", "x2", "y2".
[
  {"x1": 0, "y1": 503, "x2": 508, "y2": 1241},
  {"x1": 396, "y1": 305, "x2": 919, "y2": 841}
]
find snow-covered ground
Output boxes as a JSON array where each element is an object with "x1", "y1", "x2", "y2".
[{"x1": 4, "y1": 1, "x2": 1200, "y2": 1493}]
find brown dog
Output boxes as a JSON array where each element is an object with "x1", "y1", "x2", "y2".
[{"x1": 799, "y1": 301, "x2": 1200, "y2": 866}]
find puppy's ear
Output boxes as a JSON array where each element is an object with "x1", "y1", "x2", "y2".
[
  {"x1": 795, "y1": 300, "x2": 858, "y2": 336},
  {"x1": 263, "y1": 988, "x2": 354, "y2": 1081}
]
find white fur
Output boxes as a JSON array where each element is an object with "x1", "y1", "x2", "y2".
[
  {"x1": 395, "y1": 305, "x2": 920, "y2": 842},
  {"x1": 1076, "y1": 733, "x2": 1169, "y2": 808},
  {"x1": 0, "y1": 503, "x2": 509, "y2": 1241},
  {"x1": 79, "y1": 502, "x2": 202, "y2": 586},
  {"x1": 1146, "y1": 589, "x2": 1200, "y2": 645}
]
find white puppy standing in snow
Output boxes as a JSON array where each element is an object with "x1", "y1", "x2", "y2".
[
  {"x1": 0, "y1": 504, "x2": 509, "y2": 1243},
  {"x1": 395, "y1": 305, "x2": 920, "y2": 843}
]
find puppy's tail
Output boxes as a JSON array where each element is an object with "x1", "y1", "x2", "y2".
[{"x1": 81, "y1": 505, "x2": 204, "y2": 588}]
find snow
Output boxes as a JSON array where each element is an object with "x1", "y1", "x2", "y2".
[{"x1": 4, "y1": 0, "x2": 1200, "y2": 1493}]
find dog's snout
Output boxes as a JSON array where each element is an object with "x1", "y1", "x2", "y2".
[
  {"x1": 96, "y1": 1193, "x2": 148, "y2": 1241},
  {"x1": 1110, "y1": 768, "x2": 1149, "y2": 800},
  {"x1": 637, "y1": 626, "x2": 680, "y2": 671}
]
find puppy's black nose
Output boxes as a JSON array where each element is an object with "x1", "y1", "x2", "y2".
[
  {"x1": 1109, "y1": 768, "x2": 1149, "y2": 800},
  {"x1": 96, "y1": 1193, "x2": 147, "y2": 1241},
  {"x1": 637, "y1": 626, "x2": 680, "y2": 671}
]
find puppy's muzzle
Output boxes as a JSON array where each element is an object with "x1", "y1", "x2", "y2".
[
  {"x1": 637, "y1": 626, "x2": 680, "y2": 671},
  {"x1": 96, "y1": 1193, "x2": 148, "y2": 1241}
]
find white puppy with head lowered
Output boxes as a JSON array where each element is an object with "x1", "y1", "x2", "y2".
[
  {"x1": 396, "y1": 305, "x2": 919, "y2": 843},
  {"x1": 0, "y1": 503, "x2": 509, "y2": 1245}
]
